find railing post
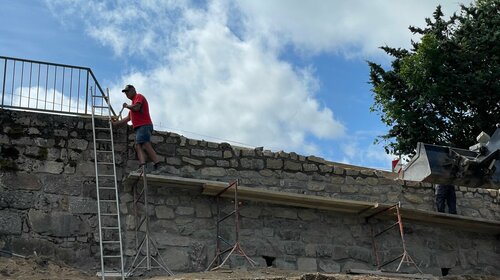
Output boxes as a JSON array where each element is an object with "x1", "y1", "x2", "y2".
[
  {"x1": 85, "y1": 70, "x2": 89, "y2": 114},
  {"x1": 1, "y1": 58, "x2": 6, "y2": 108}
]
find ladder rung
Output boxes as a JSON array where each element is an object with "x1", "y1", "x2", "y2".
[
  {"x1": 102, "y1": 255, "x2": 121, "y2": 258},
  {"x1": 99, "y1": 187, "x2": 116, "y2": 190},
  {"x1": 100, "y1": 200, "x2": 117, "y2": 203},
  {"x1": 97, "y1": 162, "x2": 114, "y2": 165},
  {"x1": 101, "y1": 213, "x2": 118, "y2": 216},
  {"x1": 96, "y1": 150, "x2": 113, "y2": 153},
  {"x1": 95, "y1": 127, "x2": 110, "y2": 130},
  {"x1": 101, "y1": 240, "x2": 121, "y2": 244},
  {"x1": 97, "y1": 272, "x2": 129, "y2": 277},
  {"x1": 93, "y1": 106, "x2": 109, "y2": 109},
  {"x1": 102, "y1": 227, "x2": 119, "y2": 230},
  {"x1": 97, "y1": 175, "x2": 115, "y2": 177}
]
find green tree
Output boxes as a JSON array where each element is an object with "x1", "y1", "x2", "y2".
[{"x1": 368, "y1": 0, "x2": 500, "y2": 156}]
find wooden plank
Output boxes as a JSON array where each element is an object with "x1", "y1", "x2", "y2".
[
  {"x1": 203, "y1": 183, "x2": 379, "y2": 214},
  {"x1": 124, "y1": 172, "x2": 225, "y2": 191},
  {"x1": 398, "y1": 208, "x2": 500, "y2": 233},
  {"x1": 123, "y1": 174, "x2": 500, "y2": 234}
]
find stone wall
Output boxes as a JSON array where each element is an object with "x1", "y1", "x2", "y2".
[{"x1": 1, "y1": 109, "x2": 499, "y2": 276}]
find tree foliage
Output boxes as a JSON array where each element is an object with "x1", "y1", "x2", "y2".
[{"x1": 368, "y1": 0, "x2": 500, "y2": 156}]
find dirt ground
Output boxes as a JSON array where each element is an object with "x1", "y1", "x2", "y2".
[{"x1": 0, "y1": 256, "x2": 498, "y2": 280}]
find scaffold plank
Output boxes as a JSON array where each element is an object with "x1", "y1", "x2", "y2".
[{"x1": 124, "y1": 173, "x2": 500, "y2": 234}]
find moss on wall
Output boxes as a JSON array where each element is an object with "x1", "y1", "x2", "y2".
[{"x1": 0, "y1": 159, "x2": 18, "y2": 171}]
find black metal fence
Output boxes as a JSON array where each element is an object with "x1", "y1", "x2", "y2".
[{"x1": 0, "y1": 56, "x2": 116, "y2": 116}]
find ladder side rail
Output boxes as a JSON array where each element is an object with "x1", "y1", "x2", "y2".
[
  {"x1": 91, "y1": 86, "x2": 106, "y2": 280},
  {"x1": 106, "y1": 88, "x2": 125, "y2": 279},
  {"x1": 142, "y1": 166, "x2": 151, "y2": 270}
]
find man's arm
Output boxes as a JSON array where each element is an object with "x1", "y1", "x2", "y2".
[
  {"x1": 125, "y1": 102, "x2": 142, "y2": 112},
  {"x1": 112, "y1": 114, "x2": 130, "y2": 126}
]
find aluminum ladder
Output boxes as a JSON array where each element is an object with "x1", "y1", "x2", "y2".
[{"x1": 91, "y1": 88, "x2": 126, "y2": 279}]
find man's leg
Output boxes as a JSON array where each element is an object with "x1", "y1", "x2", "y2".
[
  {"x1": 436, "y1": 186, "x2": 446, "y2": 213},
  {"x1": 143, "y1": 142, "x2": 159, "y2": 164},
  {"x1": 446, "y1": 186, "x2": 457, "y2": 214},
  {"x1": 135, "y1": 143, "x2": 146, "y2": 165}
]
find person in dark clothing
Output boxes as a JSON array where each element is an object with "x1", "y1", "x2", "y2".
[{"x1": 435, "y1": 184, "x2": 457, "y2": 214}]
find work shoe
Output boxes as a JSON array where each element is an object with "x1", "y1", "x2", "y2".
[
  {"x1": 151, "y1": 162, "x2": 164, "y2": 175},
  {"x1": 153, "y1": 161, "x2": 161, "y2": 170}
]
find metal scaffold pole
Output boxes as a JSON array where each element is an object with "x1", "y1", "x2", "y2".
[
  {"x1": 127, "y1": 166, "x2": 174, "y2": 276},
  {"x1": 366, "y1": 202, "x2": 422, "y2": 274}
]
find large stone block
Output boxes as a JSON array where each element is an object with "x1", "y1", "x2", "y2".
[
  {"x1": 240, "y1": 158, "x2": 264, "y2": 170},
  {"x1": 28, "y1": 210, "x2": 88, "y2": 237},
  {"x1": 1, "y1": 172, "x2": 41, "y2": 190},
  {"x1": 275, "y1": 257, "x2": 296, "y2": 270},
  {"x1": 297, "y1": 210, "x2": 319, "y2": 221},
  {"x1": 240, "y1": 206, "x2": 262, "y2": 219},
  {"x1": 266, "y1": 159, "x2": 283, "y2": 169},
  {"x1": 182, "y1": 157, "x2": 203, "y2": 166},
  {"x1": 0, "y1": 210, "x2": 22, "y2": 234},
  {"x1": 284, "y1": 241, "x2": 304, "y2": 255},
  {"x1": 176, "y1": 206, "x2": 195, "y2": 216},
  {"x1": 341, "y1": 260, "x2": 371, "y2": 272},
  {"x1": 348, "y1": 246, "x2": 372, "y2": 262},
  {"x1": 0, "y1": 190, "x2": 34, "y2": 209},
  {"x1": 195, "y1": 203, "x2": 212, "y2": 218},
  {"x1": 297, "y1": 257, "x2": 317, "y2": 272},
  {"x1": 307, "y1": 182, "x2": 325, "y2": 191},
  {"x1": 68, "y1": 139, "x2": 88, "y2": 150},
  {"x1": 303, "y1": 164, "x2": 318, "y2": 172},
  {"x1": 435, "y1": 251, "x2": 458, "y2": 268},
  {"x1": 152, "y1": 232, "x2": 192, "y2": 247},
  {"x1": 156, "y1": 206, "x2": 175, "y2": 219},
  {"x1": 403, "y1": 192, "x2": 425, "y2": 204},
  {"x1": 157, "y1": 143, "x2": 176, "y2": 156},
  {"x1": 284, "y1": 161, "x2": 302, "y2": 171},
  {"x1": 40, "y1": 174, "x2": 83, "y2": 195},
  {"x1": 319, "y1": 259, "x2": 341, "y2": 273},
  {"x1": 35, "y1": 161, "x2": 64, "y2": 174},
  {"x1": 331, "y1": 246, "x2": 349, "y2": 260},
  {"x1": 200, "y1": 167, "x2": 227, "y2": 177},
  {"x1": 10, "y1": 236, "x2": 57, "y2": 256},
  {"x1": 68, "y1": 197, "x2": 97, "y2": 214},
  {"x1": 273, "y1": 208, "x2": 298, "y2": 220},
  {"x1": 191, "y1": 149, "x2": 222, "y2": 158}
]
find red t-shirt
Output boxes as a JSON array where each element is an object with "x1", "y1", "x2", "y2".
[{"x1": 129, "y1": 93, "x2": 153, "y2": 128}]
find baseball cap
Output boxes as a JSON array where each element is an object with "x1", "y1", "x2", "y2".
[{"x1": 121, "y1": 84, "x2": 135, "y2": 93}]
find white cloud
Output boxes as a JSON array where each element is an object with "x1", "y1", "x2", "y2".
[
  {"x1": 235, "y1": 0, "x2": 473, "y2": 58},
  {"x1": 338, "y1": 141, "x2": 394, "y2": 171},
  {"x1": 99, "y1": 1, "x2": 345, "y2": 153}
]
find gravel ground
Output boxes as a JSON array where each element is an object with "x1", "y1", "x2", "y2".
[{"x1": 1, "y1": 256, "x2": 498, "y2": 280}]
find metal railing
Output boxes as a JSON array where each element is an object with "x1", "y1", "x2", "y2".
[{"x1": 0, "y1": 55, "x2": 116, "y2": 116}]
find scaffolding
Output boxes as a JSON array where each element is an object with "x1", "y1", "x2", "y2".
[
  {"x1": 206, "y1": 180, "x2": 257, "y2": 270},
  {"x1": 127, "y1": 166, "x2": 174, "y2": 276},
  {"x1": 366, "y1": 202, "x2": 422, "y2": 273}
]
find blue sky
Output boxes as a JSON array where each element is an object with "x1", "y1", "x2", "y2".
[{"x1": 0, "y1": 0, "x2": 472, "y2": 170}]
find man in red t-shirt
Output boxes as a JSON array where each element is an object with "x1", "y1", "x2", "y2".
[{"x1": 113, "y1": 85, "x2": 160, "y2": 171}]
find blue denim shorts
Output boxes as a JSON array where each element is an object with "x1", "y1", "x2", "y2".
[{"x1": 134, "y1": 125, "x2": 153, "y2": 144}]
